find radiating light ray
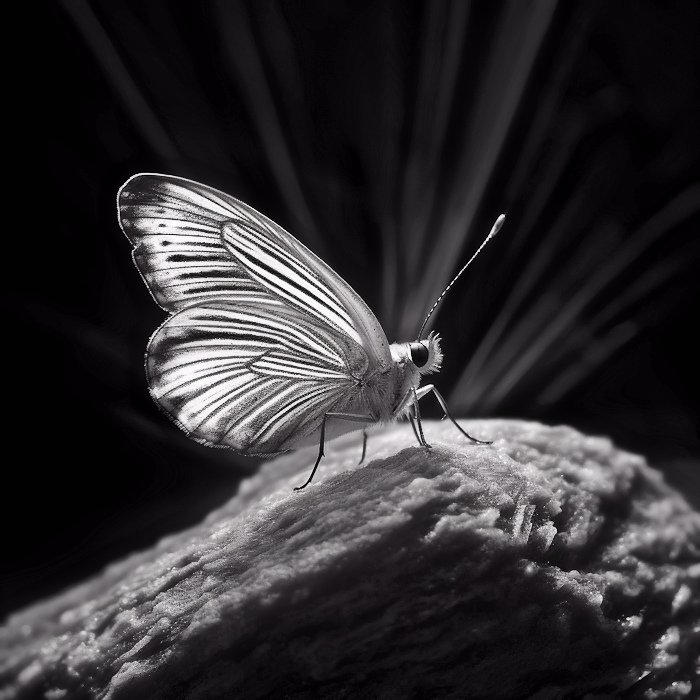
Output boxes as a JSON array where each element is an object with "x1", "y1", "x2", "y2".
[
  {"x1": 478, "y1": 187, "x2": 700, "y2": 412},
  {"x1": 533, "y1": 245, "x2": 698, "y2": 406},
  {"x1": 436, "y1": 5, "x2": 590, "y2": 366},
  {"x1": 214, "y1": 2, "x2": 324, "y2": 255},
  {"x1": 351, "y1": 4, "x2": 406, "y2": 333},
  {"x1": 501, "y1": 10, "x2": 594, "y2": 208},
  {"x1": 250, "y1": 2, "x2": 320, "y2": 204},
  {"x1": 59, "y1": 0, "x2": 180, "y2": 160},
  {"x1": 536, "y1": 262, "x2": 697, "y2": 409},
  {"x1": 452, "y1": 120, "x2": 582, "y2": 389},
  {"x1": 17, "y1": 302, "x2": 131, "y2": 369},
  {"x1": 586, "y1": 243, "x2": 700, "y2": 335},
  {"x1": 533, "y1": 257, "x2": 683, "y2": 374},
  {"x1": 450, "y1": 168, "x2": 591, "y2": 408},
  {"x1": 535, "y1": 321, "x2": 639, "y2": 407},
  {"x1": 97, "y1": 1, "x2": 236, "y2": 170},
  {"x1": 461, "y1": 215, "x2": 606, "y2": 409},
  {"x1": 379, "y1": 209, "x2": 400, "y2": 341},
  {"x1": 253, "y1": 2, "x2": 306, "y2": 109},
  {"x1": 400, "y1": 0, "x2": 557, "y2": 340},
  {"x1": 399, "y1": 0, "x2": 471, "y2": 286}
]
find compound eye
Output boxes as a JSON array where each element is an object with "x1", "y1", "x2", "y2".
[{"x1": 409, "y1": 342, "x2": 429, "y2": 368}]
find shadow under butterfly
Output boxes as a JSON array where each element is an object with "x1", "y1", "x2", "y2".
[{"x1": 118, "y1": 173, "x2": 503, "y2": 489}]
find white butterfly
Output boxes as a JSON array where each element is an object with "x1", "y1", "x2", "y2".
[{"x1": 118, "y1": 173, "x2": 503, "y2": 489}]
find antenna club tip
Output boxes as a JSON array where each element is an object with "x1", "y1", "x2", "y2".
[{"x1": 486, "y1": 213, "x2": 506, "y2": 240}]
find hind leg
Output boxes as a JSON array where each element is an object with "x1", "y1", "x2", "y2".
[{"x1": 294, "y1": 413, "x2": 374, "y2": 490}]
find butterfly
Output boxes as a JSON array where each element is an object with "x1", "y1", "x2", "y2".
[{"x1": 118, "y1": 173, "x2": 503, "y2": 489}]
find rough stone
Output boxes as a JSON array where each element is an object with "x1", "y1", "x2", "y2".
[{"x1": 1, "y1": 420, "x2": 699, "y2": 699}]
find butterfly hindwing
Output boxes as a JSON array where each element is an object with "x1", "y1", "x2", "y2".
[{"x1": 146, "y1": 294, "x2": 368, "y2": 453}]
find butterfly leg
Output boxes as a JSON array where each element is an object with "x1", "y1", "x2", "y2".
[
  {"x1": 418, "y1": 385, "x2": 492, "y2": 444},
  {"x1": 358, "y1": 429, "x2": 368, "y2": 465},
  {"x1": 410, "y1": 386, "x2": 432, "y2": 449},
  {"x1": 414, "y1": 386, "x2": 447, "y2": 422},
  {"x1": 294, "y1": 413, "x2": 375, "y2": 491},
  {"x1": 408, "y1": 408, "x2": 422, "y2": 445}
]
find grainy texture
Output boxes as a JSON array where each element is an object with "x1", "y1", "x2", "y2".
[{"x1": 1, "y1": 420, "x2": 699, "y2": 699}]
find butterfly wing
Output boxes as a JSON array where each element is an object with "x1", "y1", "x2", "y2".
[
  {"x1": 118, "y1": 173, "x2": 391, "y2": 369},
  {"x1": 118, "y1": 173, "x2": 262, "y2": 311},
  {"x1": 220, "y1": 212, "x2": 391, "y2": 369},
  {"x1": 119, "y1": 173, "x2": 389, "y2": 452},
  {"x1": 146, "y1": 294, "x2": 367, "y2": 453}
]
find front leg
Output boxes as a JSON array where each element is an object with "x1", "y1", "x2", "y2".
[
  {"x1": 416, "y1": 385, "x2": 492, "y2": 445},
  {"x1": 407, "y1": 405, "x2": 422, "y2": 446},
  {"x1": 294, "y1": 412, "x2": 375, "y2": 491},
  {"x1": 410, "y1": 385, "x2": 431, "y2": 449}
]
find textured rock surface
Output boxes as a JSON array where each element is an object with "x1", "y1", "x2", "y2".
[{"x1": 1, "y1": 420, "x2": 699, "y2": 699}]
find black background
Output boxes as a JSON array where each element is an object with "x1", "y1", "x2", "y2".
[{"x1": 3, "y1": 1, "x2": 698, "y2": 619}]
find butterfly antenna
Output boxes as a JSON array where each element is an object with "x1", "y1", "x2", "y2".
[{"x1": 417, "y1": 214, "x2": 506, "y2": 340}]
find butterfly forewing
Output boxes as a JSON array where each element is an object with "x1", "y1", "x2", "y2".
[
  {"x1": 118, "y1": 174, "x2": 260, "y2": 311},
  {"x1": 221, "y1": 219, "x2": 358, "y2": 342},
  {"x1": 220, "y1": 217, "x2": 391, "y2": 369},
  {"x1": 119, "y1": 174, "x2": 391, "y2": 369}
]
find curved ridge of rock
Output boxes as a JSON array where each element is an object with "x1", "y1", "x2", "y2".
[{"x1": 1, "y1": 420, "x2": 698, "y2": 699}]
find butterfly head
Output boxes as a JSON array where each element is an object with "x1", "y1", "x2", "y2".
[{"x1": 408, "y1": 331, "x2": 443, "y2": 375}]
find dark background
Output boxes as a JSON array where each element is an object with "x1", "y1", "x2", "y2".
[{"x1": 3, "y1": 0, "x2": 698, "y2": 619}]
